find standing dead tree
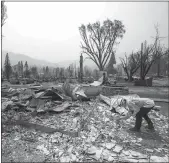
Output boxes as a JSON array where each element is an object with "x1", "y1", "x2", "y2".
[
  {"x1": 139, "y1": 26, "x2": 165, "y2": 80},
  {"x1": 120, "y1": 52, "x2": 140, "y2": 81},
  {"x1": 79, "y1": 19, "x2": 125, "y2": 71}
]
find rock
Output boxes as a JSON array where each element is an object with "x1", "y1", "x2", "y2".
[
  {"x1": 137, "y1": 138, "x2": 142, "y2": 142},
  {"x1": 102, "y1": 149, "x2": 111, "y2": 160},
  {"x1": 59, "y1": 150, "x2": 64, "y2": 157},
  {"x1": 122, "y1": 150, "x2": 131, "y2": 156},
  {"x1": 150, "y1": 155, "x2": 168, "y2": 162},
  {"x1": 129, "y1": 150, "x2": 145, "y2": 157},
  {"x1": 86, "y1": 146, "x2": 97, "y2": 155},
  {"x1": 2, "y1": 101, "x2": 14, "y2": 111},
  {"x1": 71, "y1": 154, "x2": 77, "y2": 161},
  {"x1": 121, "y1": 157, "x2": 140, "y2": 162},
  {"x1": 26, "y1": 107, "x2": 36, "y2": 112},
  {"x1": 51, "y1": 102, "x2": 71, "y2": 112},
  {"x1": 108, "y1": 156, "x2": 115, "y2": 161},
  {"x1": 104, "y1": 143, "x2": 116, "y2": 150},
  {"x1": 11, "y1": 96, "x2": 19, "y2": 102},
  {"x1": 8, "y1": 87, "x2": 15, "y2": 93},
  {"x1": 146, "y1": 148, "x2": 154, "y2": 153},
  {"x1": 20, "y1": 94, "x2": 32, "y2": 101},
  {"x1": 111, "y1": 151, "x2": 118, "y2": 157},
  {"x1": 67, "y1": 146, "x2": 74, "y2": 153},
  {"x1": 95, "y1": 148, "x2": 103, "y2": 160},
  {"x1": 36, "y1": 144, "x2": 49, "y2": 155},
  {"x1": 113, "y1": 145, "x2": 123, "y2": 153},
  {"x1": 60, "y1": 156, "x2": 71, "y2": 162}
]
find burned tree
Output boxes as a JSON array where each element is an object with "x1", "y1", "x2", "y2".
[
  {"x1": 79, "y1": 19, "x2": 125, "y2": 71},
  {"x1": 120, "y1": 52, "x2": 140, "y2": 81},
  {"x1": 139, "y1": 25, "x2": 168, "y2": 80},
  {"x1": 139, "y1": 39, "x2": 164, "y2": 80},
  {"x1": 1, "y1": 1, "x2": 7, "y2": 27}
]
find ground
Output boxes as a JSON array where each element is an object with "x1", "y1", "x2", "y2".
[{"x1": 1, "y1": 78, "x2": 169, "y2": 162}]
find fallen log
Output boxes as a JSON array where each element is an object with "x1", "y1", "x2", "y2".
[{"x1": 4, "y1": 120, "x2": 79, "y2": 137}]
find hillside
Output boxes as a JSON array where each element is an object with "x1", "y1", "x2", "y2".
[
  {"x1": 2, "y1": 51, "x2": 58, "y2": 68},
  {"x1": 2, "y1": 51, "x2": 98, "y2": 69}
]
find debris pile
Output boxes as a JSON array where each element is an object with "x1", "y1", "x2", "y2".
[{"x1": 1, "y1": 84, "x2": 169, "y2": 162}]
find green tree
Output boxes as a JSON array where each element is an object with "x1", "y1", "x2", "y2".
[
  {"x1": 79, "y1": 19, "x2": 125, "y2": 70},
  {"x1": 55, "y1": 67, "x2": 60, "y2": 78},
  {"x1": 92, "y1": 69, "x2": 100, "y2": 80},
  {"x1": 24, "y1": 61, "x2": 29, "y2": 77},
  {"x1": 84, "y1": 66, "x2": 92, "y2": 77},
  {"x1": 20, "y1": 61, "x2": 23, "y2": 77},
  {"x1": 30, "y1": 66, "x2": 38, "y2": 78},
  {"x1": 4, "y1": 53, "x2": 12, "y2": 81},
  {"x1": 17, "y1": 61, "x2": 21, "y2": 76},
  {"x1": 59, "y1": 68, "x2": 65, "y2": 79},
  {"x1": 68, "y1": 64, "x2": 74, "y2": 77},
  {"x1": 46, "y1": 66, "x2": 49, "y2": 74},
  {"x1": 106, "y1": 51, "x2": 117, "y2": 75}
]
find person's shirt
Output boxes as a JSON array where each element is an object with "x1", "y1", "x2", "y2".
[{"x1": 120, "y1": 98, "x2": 155, "y2": 120}]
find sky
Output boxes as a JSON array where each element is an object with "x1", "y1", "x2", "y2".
[{"x1": 2, "y1": 2, "x2": 168, "y2": 65}]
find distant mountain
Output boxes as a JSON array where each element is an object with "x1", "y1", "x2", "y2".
[
  {"x1": 2, "y1": 50, "x2": 58, "y2": 68},
  {"x1": 56, "y1": 59, "x2": 97, "y2": 69},
  {"x1": 1, "y1": 50, "x2": 98, "y2": 69}
]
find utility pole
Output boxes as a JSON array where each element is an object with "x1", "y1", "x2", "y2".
[{"x1": 140, "y1": 43, "x2": 143, "y2": 80}]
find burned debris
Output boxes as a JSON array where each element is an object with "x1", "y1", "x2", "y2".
[{"x1": 1, "y1": 79, "x2": 168, "y2": 162}]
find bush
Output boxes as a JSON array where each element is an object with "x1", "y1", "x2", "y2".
[{"x1": 10, "y1": 79, "x2": 20, "y2": 84}]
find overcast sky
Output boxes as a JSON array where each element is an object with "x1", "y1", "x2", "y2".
[{"x1": 2, "y1": 2, "x2": 168, "y2": 64}]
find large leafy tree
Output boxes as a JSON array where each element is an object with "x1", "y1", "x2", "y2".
[
  {"x1": 4, "y1": 53, "x2": 12, "y2": 81},
  {"x1": 79, "y1": 19, "x2": 125, "y2": 71},
  {"x1": 30, "y1": 66, "x2": 38, "y2": 78}
]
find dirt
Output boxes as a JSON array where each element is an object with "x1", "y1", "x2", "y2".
[{"x1": 129, "y1": 86, "x2": 168, "y2": 99}]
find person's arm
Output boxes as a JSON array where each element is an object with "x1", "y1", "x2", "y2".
[
  {"x1": 116, "y1": 102, "x2": 139, "y2": 121},
  {"x1": 118, "y1": 107, "x2": 133, "y2": 120},
  {"x1": 127, "y1": 102, "x2": 140, "y2": 117}
]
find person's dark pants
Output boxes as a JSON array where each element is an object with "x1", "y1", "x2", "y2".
[{"x1": 135, "y1": 106, "x2": 154, "y2": 130}]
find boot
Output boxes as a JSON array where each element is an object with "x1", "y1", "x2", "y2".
[
  {"x1": 145, "y1": 123, "x2": 154, "y2": 130},
  {"x1": 129, "y1": 127, "x2": 140, "y2": 132}
]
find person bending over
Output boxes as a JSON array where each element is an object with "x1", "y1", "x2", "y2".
[{"x1": 117, "y1": 97, "x2": 155, "y2": 132}]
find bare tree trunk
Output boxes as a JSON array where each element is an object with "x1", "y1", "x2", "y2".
[
  {"x1": 157, "y1": 58, "x2": 161, "y2": 77},
  {"x1": 140, "y1": 43, "x2": 144, "y2": 80},
  {"x1": 129, "y1": 71, "x2": 133, "y2": 82}
]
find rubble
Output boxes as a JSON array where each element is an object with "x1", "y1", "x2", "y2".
[{"x1": 1, "y1": 84, "x2": 169, "y2": 162}]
